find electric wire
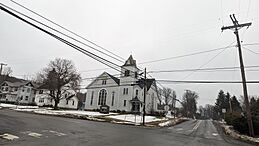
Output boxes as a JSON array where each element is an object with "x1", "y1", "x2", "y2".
[
  {"x1": 0, "y1": 4, "x2": 122, "y2": 73},
  {"x1": 0, "y1": 3, "x2": 142, "y2": 78},
  {"x1": 0, "y1": 3, "x2": 123, "y2": 63},
  {"x1": 181, "y1": 42, "x2": 234, "y2": 80},
  {"x1": 138, "y1": 45, "x2": 235, "y2": 65},
  {"x1": 9, "y1": 0, "x2": 125, "y2": 63},
  {"x1": 148, "y1": 65, "x2": 259, "y2": 73}
]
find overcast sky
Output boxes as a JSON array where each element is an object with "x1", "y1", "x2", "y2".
[{"x1": 1, "y1": 0, "x2": 259, "y2": 106}]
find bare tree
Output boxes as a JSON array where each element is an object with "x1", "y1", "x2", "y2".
[
  {"x1": 162, "y1": 87, "x2": 173, "y2": 106},
  {"x1": 38, "y1": 58, "x2": 81, "y2": 109},
  {"x1": 2, "y1": 67, "x2": 12, "y2": 76},
  {"x1": 157, "y1": 88, "x2": 163, "y2": 105},
  {"x1": 182, "y1": 90, "x2": 199, "y2": 118}
]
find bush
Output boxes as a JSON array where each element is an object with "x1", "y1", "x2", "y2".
[{"x1": 225, "y1": 113, "x2": 259, "y2": 135}]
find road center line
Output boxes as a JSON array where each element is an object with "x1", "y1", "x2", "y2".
[
  {"x1": 28, "y1": 132, "x2": 42, "y2": 138},
  {"x1": 192, "y1": 120, "x2": 202, "y2": 131},
  {"x1": 0, "y1": 133, "x2": 19, "y2": 140}
]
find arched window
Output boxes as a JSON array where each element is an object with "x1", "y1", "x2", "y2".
[
  {"x1": 98, "y1": 89, "x2": 107, "y2": 105},
  {"x1": 111, "y1": 91, "x2": 115, "y2": 106}
]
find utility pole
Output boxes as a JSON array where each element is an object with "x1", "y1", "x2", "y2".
[
  {"x1": 0, "y1": 63, "x2": 7, "y2": 75},
  {"x1": 221, "y1": 14, "x2": 254, "y2": 137},
  {"x1": 142, "y1": 68, "x2": 147, "y2": 126},
  {"x1": 229, "y1": 97, "x2": 233, "y2": 114}
]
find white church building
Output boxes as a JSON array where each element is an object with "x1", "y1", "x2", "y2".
[{"x1": 85, "y1": 55, "x2": 159, "y2": 114}]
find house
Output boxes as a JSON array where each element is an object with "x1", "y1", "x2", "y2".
[
  {"x1": 85, "y1": 55, "x2": 159, "y2": 114},
  {"x1": 0, "y1": 80, "x2": 37, "y2": 104},
  {"x1": 35, "y1": 85, "x2": 86, "y2": 109}
]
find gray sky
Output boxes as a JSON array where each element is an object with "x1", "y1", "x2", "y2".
[{"x1": 1, "y1": 0, "x2": 259, "y2": 106}]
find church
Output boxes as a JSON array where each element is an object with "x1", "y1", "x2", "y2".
[{"x1": 85, "y1": 55, "x2": 159, "y2": 114}]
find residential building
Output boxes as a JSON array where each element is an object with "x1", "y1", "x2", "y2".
[
  {"x1": 0, "y1": 81, "x2": 36, "y2": 104},
  {"x1": 85, "y1": 55, "x2": 159, "y2": 114},
  {"x1": 35, "y1": 85, "x2": 86, "y2": 109}
]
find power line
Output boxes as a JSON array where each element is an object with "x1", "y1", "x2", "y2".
[
  {"x1": 138, "y1": 45, "x2": 235, "y2": 65},
  {"x1": 157, "y1": 80, "x2": 259, "y2": 84},
  {"x1": 243, "y1": 47, "x2": 259, "y2": 56},
  {"x1": 181, "y1": 42, "x2": 233, "y2": 80},
  {"x1": 0, "y1": 4, "x2": 122, "y2": 73},
  {"x1": 0, "y1": 3, "x2": 123, "y2": 64},
  {"x1": 246, "y1": 0, "x2": 252, "y2": 21},
  {"x1": 243, "y1": 43, "x2": 259, "y2": 46},
  {"x1": 9, "y1": 0, "x2": 125, "y2": 63},
  {"x1": 148, "y1": 65, "x2": 259, "y2": 73},
  {"x1": 0, "y1": 3, "x2": 142, "y2": 78}
]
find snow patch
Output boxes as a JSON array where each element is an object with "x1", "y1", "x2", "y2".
[
  {"x1": 108, "y1": 114, "x2": 164, "y2": 124},
  {"x1": 13, "y1": 108, "x2": 118, "y2": 117},
  {"x1": 158, "y1": 118, "x2": 182, "y2": 127},
  {"x1": 0, "y1": 103, "x2": 38, "y2": 109},
  {"x1": 221, "y1": 122, "x2": 259, "y2": 144},
  {"x1": 0, "y1": 103, "x2": 17, "y2": 108}
]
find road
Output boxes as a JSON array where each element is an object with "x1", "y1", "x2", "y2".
[{"x1": 0, "y1": 109, "x2": 253, "y2": 146}]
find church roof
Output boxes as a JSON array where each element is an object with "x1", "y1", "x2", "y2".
[
  {"x1": 137, "y1": 78, "x2": 156, "y2": 91},
  {"x1": 106, "y1": 73, "x2": 120, "y2": 85},
  {"x1": 122, "y1": 55, "x2": 137, "y2": 67}
]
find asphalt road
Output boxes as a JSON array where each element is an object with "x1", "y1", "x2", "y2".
[{"x1": 0, "y1": 109, "x2": 254, "y2": 146}]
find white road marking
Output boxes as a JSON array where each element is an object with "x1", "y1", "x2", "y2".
[
  {"x1": 212, "y1": 133, "x2": 219, "y2": 136},
  {"x1": 28, "y1": 132, "x2": 42, "y2": 138},
  {"x1": 176, "y1": 128, "x2": 183, "y2": 131},
  {"x1": 0, "y1": 133, "x2": 19, "y2": 140},
  {"x1": 48, "y1": 130, "x2": 66, "y2": 136},
  {"x1": 21, "y1": 131, "x2": 43, "y2": 138},
  {"x1": 192, "y1": 120, "x2": 202, "y2": 131}
]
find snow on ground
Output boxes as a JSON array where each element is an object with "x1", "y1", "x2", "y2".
[
  {"x1": 0, "y1": 103, "x2": 39, "y2": 109},
  {"x1": 13, "y1": 108, "x2": 117, "y2": 117},
  {"x1": 52, "y1": 110, "x2": 118, "y2": 116},
  {"x1": 0, "y1": 103, "x2": 17, "y2": 108},
  {"x1": 15, "y1": 106, "x2": 39, "y2": 109},
  {"x1": 221, "y1": 122, "x2": 259, "y2": 144},
  {"x1": 158, "y1": 118, "x2": 182, "y2": 127},
  {"x1": 108, "y1": 114, "x2": 165, "y2": 124}
]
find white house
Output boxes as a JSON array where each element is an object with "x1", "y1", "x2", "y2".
[
  {"x1": 0, "y1": 81, "x2": 36, "y2": 104},
  {"x1": 85, "y1": 55, "x2": 159, "y2": 114},
  {"x1": 35, "y1": 85, "x2": 85, "y2": 109}
]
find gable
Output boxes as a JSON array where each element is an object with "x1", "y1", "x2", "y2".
[
  {"x1": 86, "y1": 72, "x2": 120, "y2": 89},
  {"x1": 1, "y1": 82, "x2": 8, "y2": 87},
  {"x1": 25, "y1": 82, "x2": 34, "y2": 87}
]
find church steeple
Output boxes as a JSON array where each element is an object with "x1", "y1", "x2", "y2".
[
  {"x1": 122, "y1": 55, "x2": 136, "y2": 67},
  {"x1": 120, "y1": 55, "x2": 139, "y2": 83}
]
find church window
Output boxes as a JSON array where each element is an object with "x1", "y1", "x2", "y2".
[
  {"x1": 98, "y1": 89, "x2": 107, "y2": 105},
  {"x1": 111, "y1": 91, "x2": 115, "y2": 106},
  {"x1": 102, "y1": 80, "x2": 107, "y2": 85},
  {"x1": 124, "y1": 70, "x2": 130, "y2": 77}
]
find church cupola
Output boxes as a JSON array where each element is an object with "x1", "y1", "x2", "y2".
[{"x1": 120, "y1": 55, "x2": 139, "y2": 84}]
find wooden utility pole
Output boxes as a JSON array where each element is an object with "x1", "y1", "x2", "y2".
[
  {"x1": 221, "y1": 14, "x2": 254, "y2": 137},
  {"x1": 229, "y1": 98, "x2": 233, "y2": 114},
  {"x1": 0, "y1": 63, "x2": 7, "y2": 75},
  {"x1": 142, "y1": 68, "x2": 147, "y2": 126}
]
